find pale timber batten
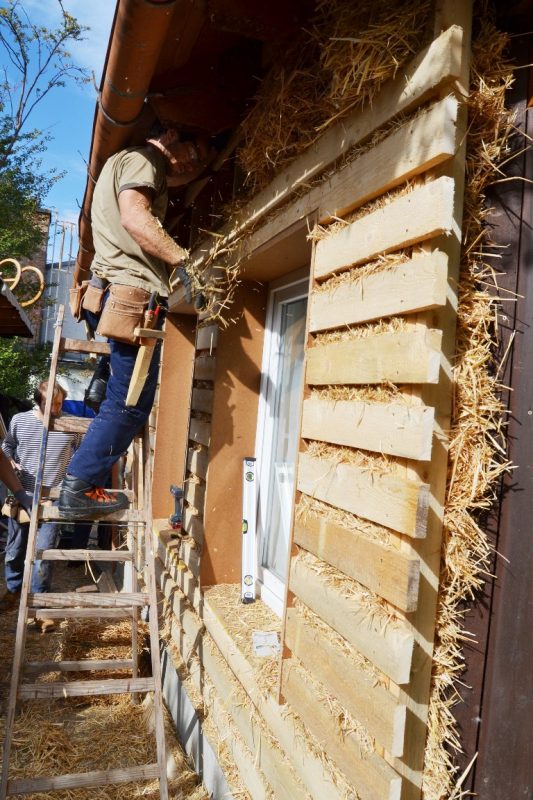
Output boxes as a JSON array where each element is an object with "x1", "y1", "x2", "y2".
[
  {"x1": 293, "y1": 515, "x2": 420, "y2": 612},
  {"x1": 188, "y1": 418, "x2": 211, "y2": 447},
  {"x1": 313, "y1": 176, "x2": 455, "y2": 281},
  {"x1": 282, "y1": 662, "x2": 402, "y2": 800},
  {"x1": 193, "y1": 354, "x2": 216, "y2": 381},
  {"x1": 289, "y1": 557, "x2": 414, "y2": 684},
  {"x1": 202, "y1": 639, "x2": 309, "y2": 800},
  {"x1": 285, "y1": 607, "x2": 406, "y2": 756},
  {"x1": 186, "y1": 445, "x2": 209, "y2": 479},
  {"x1": 203, "y1": 596, "x2": 348, "y2": 800},
  {"x1": 306, "y1": 329, "x2": 443, "y2": 386},
  {"x1": 191, "y1": 388, "x2": 214, "y2": 415},
  {"x1": 297, "y1": 453, "x2": 430, "y2": 538},
  {"x1": 195, "y1": 323, "x2": 219, "y2": 352},
  {"x1": 301, "y1": 396, "x2": 435, "y2": 461},
  {"x1": 309, "y1": 250, "x2": 448, "y2": 332}
]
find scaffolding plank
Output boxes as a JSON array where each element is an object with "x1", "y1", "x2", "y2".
[
  {"x1": 8, "y1": 764, "x2": 159, "y2": 794},
  {"x1": 18, "y1": 677, "x2": 155, "y2": 699}
]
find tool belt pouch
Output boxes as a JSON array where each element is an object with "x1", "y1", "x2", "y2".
[
  {"x1": 69, "y1": 281, "x2": 89, "y2": 322},
  {"x1": 96, "y1": 285, "x2": 149, "y2": 345},
  {"x1": 81, "y1": 282, "x2": 106, "y2": 314}
]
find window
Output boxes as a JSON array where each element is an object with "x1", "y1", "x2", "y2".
[{"x1": 255, "y1": 272, "x2": 308, "y2": 616}]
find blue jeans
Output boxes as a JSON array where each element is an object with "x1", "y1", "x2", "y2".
[
  {"x1": 67, "y1": 303, "x2": 163, "y2": 486},
  {"x1": 5, "y1": 517, "x2": 58, "y2": 593}
]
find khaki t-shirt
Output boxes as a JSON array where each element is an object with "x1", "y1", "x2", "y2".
[{"x1": 91, "y1": 146, "x2": 170, "y2": 296}]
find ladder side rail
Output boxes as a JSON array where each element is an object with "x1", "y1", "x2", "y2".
[
  {"x1": 142, "y1": 424, "x2": 169, "y2": 800},
  {"x1": 0, "y1": 306, "x2": 66, "y2": 800}
]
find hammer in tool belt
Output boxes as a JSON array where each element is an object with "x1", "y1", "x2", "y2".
[{"x1": 125, "y1": 292, "x2": 166, "y2": 407}]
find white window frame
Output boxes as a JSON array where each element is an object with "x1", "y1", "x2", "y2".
[{"x1": 255, "y1": 268, "x2": 309, "y2": 617}]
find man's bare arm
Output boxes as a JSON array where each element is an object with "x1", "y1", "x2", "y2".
[
  {"x1": 118, "y1": 187, "x2": 188, "y2": 271},
  {"x1": 0, "y1": 450, "x2": 22, "y2": 493}
]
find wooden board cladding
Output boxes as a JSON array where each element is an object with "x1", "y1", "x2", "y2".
[
  {"x1": 314, "y1": 176, "x2": 455, "y2": 281},
  {"x1": 306, "y1": 329, "x2": 442, "y2": 386},
  {"x1": 289, "y1": 556, "x2": 414, "y2": 685},
  {"x1": 282, "y1": 661, "x2": 402, "y2": 800},
  {"x1": 301, "y1": 396, "x2": 435, "y2": 461},
  {"x1": 196, "y1": 323, "x2": 219, "y2": 352},
  {"x1": 293, "y1": 514, "x2": 420, "y2": 612},
  {"x1": 285, "y1": 607, "x2": 406, "y2": 756},
  {"x1": 186, "y1": 446, "x2": 209, "y2": 480},
  {"x1": 309, "y1": 250, "x2": 448, "y2": 333},
  {"x1": 203, "y1": 596, "x2": 348, "y2": 800},
  {"x1": 189, "y1": 418, "x2": 210, "y2": 447},
  {"x1": 193, "y1": 354, "x2": 216, "y2": 381},
  {"x1": 192, "y1": 25, "x2": 463, "y2": 266},
  {"x1": 297, "y1": 453, "x2": 429, "y2": 539},
  {"x1": 191, "y1": 388, "x2": 214, "y2": 415}
]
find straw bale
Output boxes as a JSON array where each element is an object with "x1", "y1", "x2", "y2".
[
  {"x1": 312, "y1": 315, "x2": 407, "y2": 344},
  {"x1": 422, "y1": 8, "x2": 516, "y2": 797},
  {"x1": 238, "y1": 0, "x2": 431, "y2": 194},
  {"x1": 305, "y1": 439, "x2": 400, "y2": 476},
  {"x1": 204, "y1": 584, "x2": 282, "y2": 696},
  {"x1": 310, "y1": 384, "x2": 409, "y2": 404},
  {"x1": 313, "y1": 251, "x2": 411, "y2": 291}
]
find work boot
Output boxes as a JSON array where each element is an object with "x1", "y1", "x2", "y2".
[
  {"x1": 0, "y1": 589, "x2": 20, "y2": 612},
  {"x1": 58, "y1": 475, "x2": 129, "y2": 519}
]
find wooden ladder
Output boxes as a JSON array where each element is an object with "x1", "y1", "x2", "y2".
[{"x1": 0, "y1": 306, "x2": 169, "y2": 799}]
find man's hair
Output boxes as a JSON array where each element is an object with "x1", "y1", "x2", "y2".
[
  {"x1": 148, "y1": 120, "x2": 177, "y2": 140},
  {"x1": 33, "y1": 380, "x2": 67, "y2": 409}
]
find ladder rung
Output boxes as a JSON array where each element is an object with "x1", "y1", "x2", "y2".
[
  {"x1": 36, "y1": 549, "x2": 134, "y2": 562},
  {"x1": 29, "y1": 608, "x2": 132, "y2": 620},
  {"x1": 40, "y1": 506, "x2": 143, "y2": 523},
  {"x1": 7, "y1": 762, "x2": 159, "y2": 793},
  {"x1": 25, "y1": 658, "x2": 134, "y2": 674},
  {"x1": 19, "y1": 677, "x2": 155, "y2": 699},
  {"x1": 28, "y1": 592, "x2": 148, "y2": 608},
  {"x1": 60, "y1": 337, "x2": 111, "y2": 355}
]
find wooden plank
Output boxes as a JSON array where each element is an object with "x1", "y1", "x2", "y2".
[
  {"x1": 282, "y1": 661, "x2": 402, "y2": 800},
  {"x1": 191, "y1": 387, "x2": 214, "y2": 415},
  {"x1": 18, "y1": 677, "x2": 154, "y2": 699},
  {"x1": 298, "y1": 452, "x2": 430, "y2": 538},
  {"x1": 196, "y1": 323, "x2": 219, "y2": 351},
  {"x1": 40, "y1": 506, "x2": 144, "y2": 523},
  {"x1": 25, "y1": 658, "x2": 134, "y2": 674},
  {"x1": 155, "y1": 556, "x2": 201, "y2": 612},
  {"x1": 29, "y1": 607, "x2": 132, "y2": 620},
  {"x1": 193, "y1": 354, "x2": 216, "y2": 381},
  {"x1": 289, "y1": 557, "x2": 414, "y2": 685},
  {"x1": 8, "y1": 764, "x2": 160, "y2": 794},
  {"x1": 285, "y1": 608, "x2": 406, "y2": 756},
  {"x1": 182, "y1": 510, "x2": 204, "y2": 543},
  {"x1": 293, "y1": 515, "x2": 420, "y2": 612},
  {"x1": 189, "y1": 418, "x2": 211, "y2": 447},
  {"x1": 278, "y1": 94, "x2": 458, "y2": 235},
  {"x1": 60, "y1": 338, "x2": 110, "y2": 355},
  {"x1": 191, "y1": 26, "x2": 463, "y2": 268},
  {"x1": 186, "y1": 446, "x2": 209, "y2": 479},
  {"x1": 37, "y1": 548, "x2": 133, "y2": 561},
  {"x1": 203, "y1": 597, "x2": 347, "y2": 800},
  {"x1": 202, "y1": 638, "x2": 309, "y2": 800},
  {"x1": 27, "y1": 592, "x2": 147, "y2": 608},
  {"x1": 306, "y1": 329, "x2": 442, "y2": 386},
  {"x1": 301, "y1": 396, "x2": 435, "y2": 461},
  {"x1": 313, "y1": 176, "x2": 455, "y2": 280},
  {"x1": 184, "y1": 479, "x2": 206, "y2": 512},
  {"x1": 50, "y1": 416, "x2": 92, "y2": 433},
  {"x1": 309, "y1": 250, "x2": 448, "y2": 332}
]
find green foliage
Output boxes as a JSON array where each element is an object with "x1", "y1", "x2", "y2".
[
  {"x1": 0, "y1": 337, "x2": 52, "y2": 401},
  {"x1": 0, "y1": 1, "x2": 89, "y2": 259}
]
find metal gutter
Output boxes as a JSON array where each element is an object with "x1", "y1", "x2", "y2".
[{"x1": 75, "y1": 0, "x2": 178, "y2": 285}]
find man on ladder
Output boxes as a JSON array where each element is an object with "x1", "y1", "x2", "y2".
[{"x1": 60, "y1": 124, "x2": 207, "y2": 517}]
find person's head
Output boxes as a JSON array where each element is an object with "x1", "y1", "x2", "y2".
[
  {"x1": 147, "y1": 124, "x2": 207, "y2": 180},
  {"x1": 33, "y1": 380, "x2": 67, "y2": 419}
]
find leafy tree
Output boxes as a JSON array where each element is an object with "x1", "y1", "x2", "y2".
[
  {"x1": 0, "y1": 1, "x2": 89, "y2": 259},
  {"x1": 0, "y1": 337, "x2": 51, "y2": 401}
]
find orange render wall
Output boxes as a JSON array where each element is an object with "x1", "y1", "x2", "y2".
[
  {"x1": 201, "y1": 280, "x2": 268, "y2": 586},
  {"x1": 152, "y1": 312, "x2": 197, "y2": 520}
]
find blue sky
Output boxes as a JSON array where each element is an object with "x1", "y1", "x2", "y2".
[{"x1": 2, "y1": 0, "x2": 117, "y2": 260}]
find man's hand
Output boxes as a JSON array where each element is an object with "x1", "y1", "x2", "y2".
[{"x1": 14, "y1": 489, "x2": 33, "y2": 514}]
